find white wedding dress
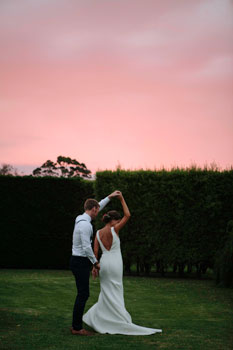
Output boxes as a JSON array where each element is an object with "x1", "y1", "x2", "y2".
[{"x1": 83, "y1": 227, "x2": 162, "y2": 335}]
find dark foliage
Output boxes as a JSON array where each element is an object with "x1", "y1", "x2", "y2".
[
  {"x1": 95, "y1": 169, "x2": 233, "y2": 279},
  {"x1": 32, "y1": 156, "x2": 92, "y2": 178},
  {"x1": 1, "y1": 168, "x2": 232, "y2": 283},
  {"x1": 0, "y1": 176, "x2": 94, "y2": 269},
  {"x1": 215, "y1": 220, "x2": 233, "y2": 287}
]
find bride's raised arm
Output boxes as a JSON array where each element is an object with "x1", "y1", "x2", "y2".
[{"x1": 114, "y1": 193, "x2": 131, "y2": 234}]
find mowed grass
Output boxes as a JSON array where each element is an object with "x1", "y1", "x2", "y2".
[{"x1": 0, "y1": 270, "x2": 233, "y2": 350}]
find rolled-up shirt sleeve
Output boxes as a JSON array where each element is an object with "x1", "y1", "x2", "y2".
[
  {"x1": 98, "y1": 196, "x2": 110, "y2": 211},
  {"x1": 78, "y1": 222, "x2": 97, "y2": 265}
]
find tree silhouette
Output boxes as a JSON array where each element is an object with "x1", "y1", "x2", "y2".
[
  {"x1": 0, "y1": 164, "x2": 19, "y2": 176},
  {"x1": 32, "y1": 156, "x2": 92, "y2": 178},
  {"x1": 32, "y1": 160, "x2": 58, "y2": 177}
]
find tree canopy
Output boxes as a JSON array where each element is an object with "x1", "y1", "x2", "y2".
[
  {"x1": 32, "y1": 156, "x2": 92, "y2": 178},
  {"x1": 0, "y1": 164, "x2": 19, "y2": 176}
]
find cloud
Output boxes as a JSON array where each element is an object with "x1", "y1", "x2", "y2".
[
  {"x1": 0, "y1": 0, "x2": 232, "y2": 171},
  {"x1": 1, "y1": 0, "x2": 232, "y2": 65}
]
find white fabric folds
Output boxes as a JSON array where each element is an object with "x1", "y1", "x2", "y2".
[{"x1": 83, "y1": 227, "x2": 162, "y2": 335}]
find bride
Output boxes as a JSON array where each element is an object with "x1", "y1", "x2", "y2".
[{"x1": 83, "y1": 192, "x2": 162, "y2": 335}]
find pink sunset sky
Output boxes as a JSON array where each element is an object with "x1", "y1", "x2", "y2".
[{"x1": 0, "y1": 0, "x2": 233, "y2": 175}]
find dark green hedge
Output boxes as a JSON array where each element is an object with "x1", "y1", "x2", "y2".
[
  {"x1": 0, "y1": 176, "x2": 94, "y2": 269},
  {"x1": 215, "y1": 220, "x2": 233, "y2": 287},
  {"x1": 1, "y1": 169, "x2": 232, "y2": 277},
  {"x1": 95, "y1": 169, "x2": 233, "y2": 277}
]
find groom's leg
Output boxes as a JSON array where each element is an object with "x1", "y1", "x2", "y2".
[
  {"x1": 70, "y1": 257, "x2": 90, "y2": 331},
  {"x1": 72, "y1": 267, "x2": 90, "y2": 330}
]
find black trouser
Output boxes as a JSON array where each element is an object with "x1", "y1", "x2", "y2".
[{"x1": 70, "y1": 256, "x2": 92, "y2": 331}]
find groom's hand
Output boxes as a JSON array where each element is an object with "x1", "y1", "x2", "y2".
[
  {"x1": 94, "y1": 262, "x2": 100, "y2": 270},
  {"x1": 108, "y1": 190, "x2": 121, "y2": 199}
]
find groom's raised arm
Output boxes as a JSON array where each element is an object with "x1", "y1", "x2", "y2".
[{"x1": 98, "y1": 190, "x2": 121, "y2": 211}]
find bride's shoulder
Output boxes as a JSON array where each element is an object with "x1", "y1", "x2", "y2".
[
  {"x1": 96, "y1": 229, "x2": 101, "y2": 237},
  {"x1": 98, "y1": 227, "x2": 105, "y2": 237},
  {"x1": 112, "y1": 226, "x2": 119, "y2": 236}
]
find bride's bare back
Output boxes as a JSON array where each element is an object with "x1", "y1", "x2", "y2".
[{"x1": 98, "y1": 227, "x2": 114, "y2": 251}]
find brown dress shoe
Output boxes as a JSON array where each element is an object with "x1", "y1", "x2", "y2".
[{"x1": 71, "y1": 328, "x2": 95, "y2": 336}]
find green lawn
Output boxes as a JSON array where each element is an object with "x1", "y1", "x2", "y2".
[{"x1": 0, "y1": 270, "x2": 233, "y2": 350}]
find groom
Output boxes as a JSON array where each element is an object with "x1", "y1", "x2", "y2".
[{"x1": 70, "y1": 190, "x2": 120, "y2": 336}]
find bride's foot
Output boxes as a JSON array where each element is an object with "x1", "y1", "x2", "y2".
[{"x1": 70, "y1": 327, "x2": 95, "y2": 336}]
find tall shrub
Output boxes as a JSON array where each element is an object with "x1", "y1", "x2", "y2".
[
  {"x1": 0, "y1": 176, "x2": 94, "y2": 269},
  {"x1": 95, "y1": 169, "x2": 233, "y2": 276},
  {"x1": 215, "y1": 220, "x2": 233, "y2": 287}
]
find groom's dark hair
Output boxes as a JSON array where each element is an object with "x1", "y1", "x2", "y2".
[{"x1": 84, "y1": 199, "x2": 100, "y2": 211}]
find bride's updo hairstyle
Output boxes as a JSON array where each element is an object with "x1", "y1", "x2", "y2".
[{"x1": 102, "y1": 210, "x2": 121, "y2": 224}]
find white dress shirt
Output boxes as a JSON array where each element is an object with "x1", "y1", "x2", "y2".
[{"x1": 72, "y1": 197, "x2": 110, "y2": 264}]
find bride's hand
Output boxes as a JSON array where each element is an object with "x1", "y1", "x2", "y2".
[
  {"x1": 108, "y1": 190, "x2": 121, "y2": 199},
  {"x1": 92, "y1": 267, "x2": 99, "y2": 280},
  {"x1": 117, "y1": 192, "x2": 123, "y2": 200}
]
